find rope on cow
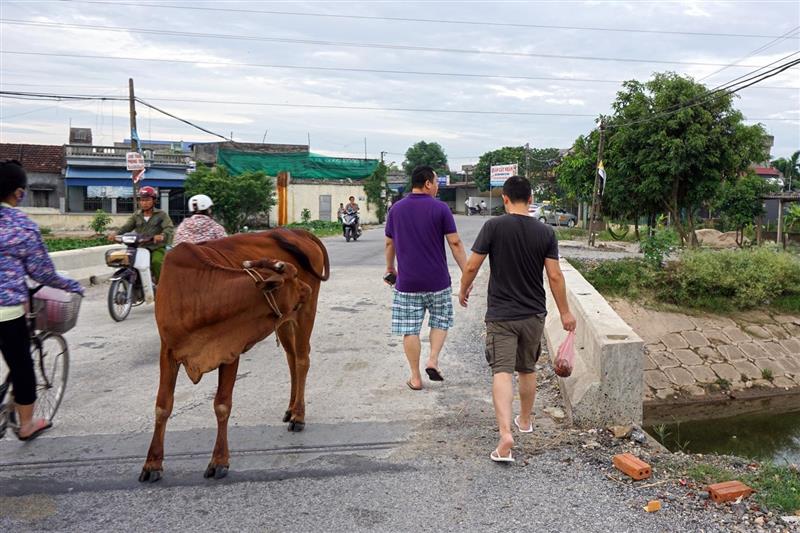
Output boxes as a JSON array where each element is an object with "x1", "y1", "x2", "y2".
[{"x1": 242, "y1": 266, "x2": 283, "y2": 319}]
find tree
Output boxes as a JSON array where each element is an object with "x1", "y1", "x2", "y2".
[
  {"x1": 715, "y1": 172, "x2": 771, "y2": 247},
  {"x1": 556, "y1": 134, "x2": 597, "y2": 205},
  {"x1": 183, "y1": 164, "x2": 275, "y2": 233},
  {"x1": 363, "y1": 161, "x2": 389, "y2": 223},
  {"x1": 772, "y1": 150, "x2": 800, "y2": 191},
  {"x1": 605, "y1": 72, "x2": 767, "y2": 246},
  {"x1": 402, "y1": 141, "x2": 448, "y2": 176},
  {"x1": 474, "y1": 146, "x2": 560, "y2": 192}
]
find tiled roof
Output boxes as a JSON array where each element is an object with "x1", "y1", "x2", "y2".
[
  {"x1": 0, "y1": 144, "x2": 64, "y2": 173},
  {"x1": 753, "y1": 166, "x2": 781, "y2": 176}
]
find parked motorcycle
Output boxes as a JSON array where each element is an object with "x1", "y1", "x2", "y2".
[
  {"x1": 340, "y1": 209, "x2": 362, "y2": 242},
  {"x1": 105, "y1": 233, "x2": 156, "y2": 322}
]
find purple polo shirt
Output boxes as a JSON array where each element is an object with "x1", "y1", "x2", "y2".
[{"x1": 385, "y1": 193, "x2": 458, "y2": 293}]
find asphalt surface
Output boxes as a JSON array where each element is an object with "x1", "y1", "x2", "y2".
[{"x1": 0, "y1": 215, "x2": 722, "y2": 532}]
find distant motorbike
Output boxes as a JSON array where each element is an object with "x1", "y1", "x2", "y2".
[
  {"x1": 105, "y1": 233, "x2": 156, "y2": 322},
  {"x1": 341, "y1": 209, "x2": 362, "y2": 242}
]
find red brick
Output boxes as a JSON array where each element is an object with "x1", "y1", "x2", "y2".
[
  {"x1": 708, "y1": 480, "x2": 754, "y2": 503},
  {"x1": 612, "y1": 453, "x2": 652, "y2": 480}
]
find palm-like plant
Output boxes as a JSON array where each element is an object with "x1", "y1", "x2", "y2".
[{"x1": 772, "y1": 150, "x2": 800, "y2": 191}]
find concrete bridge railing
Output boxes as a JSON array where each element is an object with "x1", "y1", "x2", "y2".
[{"x1": 544, "y1": 259, "x2": 644, "y2": 427}]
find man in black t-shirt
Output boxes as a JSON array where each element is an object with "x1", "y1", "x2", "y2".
[{"x1": 459, "y1": 176, "x2": 576, "y2": 463}]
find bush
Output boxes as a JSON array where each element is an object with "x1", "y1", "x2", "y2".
[
  {"x1": 640, "y1": 226, "x2": 678, "y2": 267},
  {"x1": 90, "y1": 209, "x2": 112, "y2": 234},
  {"x1": 665, "y1": 248, "x2": 800, "y2": 309},
  {"x1": 44, "y1": 237, "x2": 108, "y2": 252},
  {"x1": 301, "y1": 208, "x2": 312, "y2": 224},
  {"x1": 39, "y1": 226, "x2": 52, "y2": 236},
  {"x1": 570, "y1": 258, "x2": 658, "y2": 299}
]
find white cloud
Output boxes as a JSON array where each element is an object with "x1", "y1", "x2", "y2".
[{"x1": 487, "y1": 84, "x2": 552, "y2": 100}]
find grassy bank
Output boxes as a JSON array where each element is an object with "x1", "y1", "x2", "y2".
[
  {"x1": 571, "y1": 247, "x2": 800, "y2": 313},
  {"x1": 685, "y1": 462, "x2": 800, "y2": 513},
  {"x1": 285, "y1": 221, "x2": 343, "y2": 238}
]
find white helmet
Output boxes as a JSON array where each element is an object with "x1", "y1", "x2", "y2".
[{"x1": 188, "y1": 194, "x2": 213, "y2": 213}]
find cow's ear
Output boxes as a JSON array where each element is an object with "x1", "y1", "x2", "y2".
[{"x1": 258, "y1": 274, "x2": 284, "y2": 292}]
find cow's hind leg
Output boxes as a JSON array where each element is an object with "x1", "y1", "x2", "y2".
[
  {"x1": 289, "y1": 322, "x2": 313, "y2": 432},
  {"x1": 277, "y1": 323, "x2": 300, "y2": 430},
  {"x1": 204, "y1": 356, "x2": 240, "y2": 480},
  {"x1": 140, "y1": 344, "x2": 179, "y2": 482}
]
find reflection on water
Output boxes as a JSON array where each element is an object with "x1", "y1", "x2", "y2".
[{"x1": 646, "y1": 411, "x2": 800, "y2": 464}]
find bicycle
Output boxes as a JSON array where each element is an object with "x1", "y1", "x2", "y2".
[{"x1": 0, "y1": 285, "x2": 81, "y2": 439}]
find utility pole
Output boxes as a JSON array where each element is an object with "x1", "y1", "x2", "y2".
[
  {"x1": 364, "y1": 137, "x2": 368, "y2": 160},
  {"x1": 380, "y1": 151, "x2": 386, "y2": 163},
  {"x1": 588, "y1": 119, "x2": 606, "y2": 247},
  {"x1": 128, "y1": 78, "x2": 140, "y2": 200},
  {"x1": 525, "y1": 142, "x2": 530, "y2": 180}
]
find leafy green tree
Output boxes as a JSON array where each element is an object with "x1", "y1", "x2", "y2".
[
  {"x1": 363, "y1": 161, "x2": 389, "y2": 223},
  {"x1": 184, "y1": 164, "x2": 275, "y2": 233},
  {"x1": 402, "y1": 141, "x2": 448, "y2": 176},
  {"x1": 772, "y1": 150, "x2": 800, "y2": 191},
  {"x1": 474, "y1": 146, "x2": 560, "y2": 191},
  {"x1": 604, "y1": 72, "x2": 767, "y2": 246},
  {"x1": 90, "y1": 209, "x2": 112, "y2": 234},
  {"x1": 556, "y1": 134, "x2": 597, "y2": 204},
  {"x1": 715, "y1": 172, "x2": 771, "y2": 247}
]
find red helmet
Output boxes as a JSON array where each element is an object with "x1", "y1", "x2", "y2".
[{"x1": 139, "y1": 186, "x2": 157, "y2": 199}]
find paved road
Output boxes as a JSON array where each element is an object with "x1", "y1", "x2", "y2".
[{"x1": 0, "y1": 215, "x2": 723, "y2": 532}]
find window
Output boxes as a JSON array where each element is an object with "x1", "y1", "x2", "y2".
[
  {"x1": 83, "y1": 196, "x2": 103, "y2": 212},
  {"x1": 32, "y1": 190, "x2": 50, "y2": 208},
  {"x1": 117, "y1": 197, "x2": 134, "y2": 213}
]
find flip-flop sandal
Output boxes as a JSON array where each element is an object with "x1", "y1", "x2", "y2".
[
  {"x1": 406, "y1": 381, "x2": 423, "y2": 391},
  {"x1": 490, "y1": 448, "x2": 515, "y2": 463},
  {"x1": 17, "y1": 419, "x2": 52, "y2": 442},
  {"x1": 514, "y1": 415, "x2": 534, "y2": 433},
  {"x1": 425, "y1": 367, "x2": 444, "y2": 381}
]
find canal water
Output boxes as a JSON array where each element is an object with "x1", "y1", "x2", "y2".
[{"x1": 646, "y1": 411, "x2": 800, "y2": 464}]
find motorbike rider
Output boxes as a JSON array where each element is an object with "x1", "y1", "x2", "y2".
[
  {"x1": 173, "y1": 194, "x2": 227, "y2": 246},
  {"x1": 343, "y1": 196, "x2": 360, "y2": 235},
  {"x1": 108, "y1": 186, "x2": 174, "y2": 281}
]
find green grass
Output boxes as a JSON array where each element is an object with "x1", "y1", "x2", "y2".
[
  {"x1": 285, "y1": 220, "x2": 343, "y2": 238},
  {"x1": 686, "y1": 463, "x2": 737, "y2": 485},
  {"x1": 746, "y1": 463, "x2": 800, "y2": 512},
  {"x1": 554, "y1": 227, "x2": 641, "y2": 243},
  {"x1": 43, "y1": 237, "x2": 108, "y2": 252}
]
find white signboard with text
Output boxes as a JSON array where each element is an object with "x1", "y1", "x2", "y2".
[
  {"x1": 490, "y1": 164, "x2": 518, "y2": 187},
  {"x1": 126, "y1": 152, "x2": 145, "y2": 171}
]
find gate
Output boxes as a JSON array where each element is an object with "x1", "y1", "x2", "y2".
[{"x1": 319, "y1": 194, "x2": 332, "y2": 221}]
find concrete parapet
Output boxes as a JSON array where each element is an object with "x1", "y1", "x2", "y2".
[
  {"x1": 544, "y1": 259, "x2": 644, "y2": 426},
  {"x1": 51, "y1": 244, "x2": 121, "y2": 285}
]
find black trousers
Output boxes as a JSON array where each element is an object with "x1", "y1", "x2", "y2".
[{"x1": 0, "y1": 315, "x2": 35, "y2": 405}]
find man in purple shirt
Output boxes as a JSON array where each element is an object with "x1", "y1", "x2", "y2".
[{"x1": 384, "y1": 166, "x2": 467, "y2": 390}]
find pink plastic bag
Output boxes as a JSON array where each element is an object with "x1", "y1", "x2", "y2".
[{"x1": 554, "y1": 331, "x2": 576, "y2": 378}]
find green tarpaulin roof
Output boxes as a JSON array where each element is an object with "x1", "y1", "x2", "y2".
[{"x1": 218, "y1": 150, "x2": 379, "y2": 180}]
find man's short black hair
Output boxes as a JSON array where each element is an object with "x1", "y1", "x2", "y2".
[
  {"x1": 502, "y1": 176, "x2": 532, "y2": 203},
  {"x1": 349, "y1": 196, "x2": 355, "y2": 201},
  {"x1": 0, "y1": 159, "x2": 27, "y2": 199},
  {"x1": 411, "y1": 166, "x2": 436, "y2": 189}
]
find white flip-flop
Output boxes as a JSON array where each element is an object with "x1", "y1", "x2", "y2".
[
  {"x1": 514, "y1": 415, "x2": 534, "y2": 433},
  {"x1": 490, "y1": 448, "x2": 515, "y2": 463}
]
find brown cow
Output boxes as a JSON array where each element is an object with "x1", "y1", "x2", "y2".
[{"x1": 139, "y1": 228, "x2": 329, "y2": 482}]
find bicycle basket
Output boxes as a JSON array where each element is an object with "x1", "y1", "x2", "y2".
[
  {"x1": 105, "y1": 249, "x2": 130, "y2": 267},
  {"x1": 33, "y1": 286, "x2": 82, "y2": 334}
]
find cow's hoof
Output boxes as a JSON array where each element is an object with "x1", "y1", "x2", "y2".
[
  {"x1": 288, "y1": 420, "x2": 305, "y2": 432},
  {"x1": 139, "y1": 468, "x2": 162, "y2": 483},
  {"x1": 282, "y1": 410, "x2": 292, "y2": 423},
  {"x1": 204, "y1": 464, "x2": 229, "y2": 480}
]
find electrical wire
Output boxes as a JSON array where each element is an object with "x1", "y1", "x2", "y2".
[
  {"x1": 57, "y1": 0, "x2": 789, "y2": 40},
  {"x1": 699, "y1": 25, "x2": 800, "y2": 82},
  {"x1": 0, "y1": 18, "x2": 770, "y2": 68}
]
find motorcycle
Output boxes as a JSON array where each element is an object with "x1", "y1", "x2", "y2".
[
  {"x1": 340, "y1": 209, "x2": 362, "y2": 242},
  {"x1": 105, "y1": 233, "x2": 156, "y2": 322}
]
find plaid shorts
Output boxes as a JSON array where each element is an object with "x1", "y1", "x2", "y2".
[{"x1": 391, "y1": 287, "x2": 455, "y2": 336}]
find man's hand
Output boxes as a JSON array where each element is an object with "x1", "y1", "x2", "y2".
[
  {"x1": 107, "y1": 232, "x2": 117, "y2": 242},
  {"x1": 561, "y1": 311, "x2": 577, "y2": 332},
  {"x1": 459, "y1": 284, "x2": 473, "y2": 307},
  {"x1": 153, "y1": 234, "x2": 165, "y2": 244},
  {"x1": 384, "y1": 267, "x2": 397, "y2": 286}
]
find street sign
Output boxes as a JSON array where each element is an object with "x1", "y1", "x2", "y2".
[
  {"x1": 490, "y1": 164, "x2": 518, "y2": 187},
  {"x1": 132, "y1": 168, "x2": 145, "y2": 183},
  {"x1": 126, "y1": 152, "x2": 145, "y2": 171},
  {"x1": 437, "y1": 175, "x2": 450, "y2": 186}
]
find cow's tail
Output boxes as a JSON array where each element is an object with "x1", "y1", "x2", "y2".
[{"x1": 274, "y1": 228, "x2": 330, "y2": 282}]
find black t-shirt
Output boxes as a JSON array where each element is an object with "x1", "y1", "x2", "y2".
[{"x1": 471, "y1": 214, "x2": 559, "y2": 322}]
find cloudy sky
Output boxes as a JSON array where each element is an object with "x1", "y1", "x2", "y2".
[{"x1": 1, "y1": 0, "x2": 798, "y2": 168}]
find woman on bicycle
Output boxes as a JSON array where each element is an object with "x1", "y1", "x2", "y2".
[{"x1": 0, "y1": 160, "x2": 83, "y2": 441}]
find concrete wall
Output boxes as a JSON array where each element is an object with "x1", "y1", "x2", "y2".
[
  {"x1": 544, "y1": 259, "x2": 644, "y2": 426},
  {"x1": 270, "y1": 182, "x2": 378, "y2": 225},
  {"x1": 23, "y1": 210, "x2": 131, "y2": 231}
]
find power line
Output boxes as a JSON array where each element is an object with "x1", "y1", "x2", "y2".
[
  {"x1": 5, "y1": 51, "x2": 799, "y2": 91},
  {"x1": 133, "y1": 97, "x2": 232, "y2": 142},
  {"x1": 699, "y1": 25, "x2": 800, "y2": 82},
  {"x1": 0, "y1": 18, "x2": 771, "y2": 68},
  {"x1": 59, "y1": 0, "x2": 790, "y2": 40}
]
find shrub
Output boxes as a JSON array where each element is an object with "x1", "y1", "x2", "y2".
[
  {"x1": 301, "y1": 208, "x2": 312, "y2": 224},
  {"x1": 39, "y1": 226, "x2": 52, "y2": 236},
  {"x1": 90, "y1": 209, "x2": 112, "y2": 234},
  {"x1": 640, "y1": 226, "x2": 678, "y2": 267},
  {"x1": 570, "y1": 258, "x2": 658, "y2": 299}
]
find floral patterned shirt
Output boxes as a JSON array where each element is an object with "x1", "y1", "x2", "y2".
[
  {"x1": 173, "y1": 214, "x2": 227, "y2": 246},
  {"x1": 0, "y1": 203, "x2": 83, "y2": 307}
]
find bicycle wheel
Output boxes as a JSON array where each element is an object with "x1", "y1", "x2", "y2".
[{"x1": 31, "y1": 333, "x2": 69, "y2": 422}]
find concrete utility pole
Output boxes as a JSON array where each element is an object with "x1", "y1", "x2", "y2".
[
  {"x1": 525, "y1": 142, "x2": 530, "y2": 180},
  {"x1": 588, "y1": 120, "x2": 606, "y2": 247},
  {"x1": 128, "y1": 78, "x2": 140, "y2": 200}
]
